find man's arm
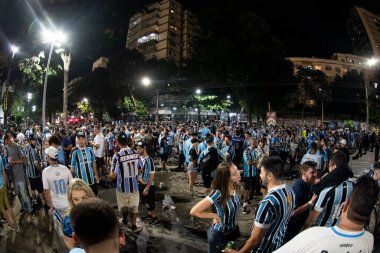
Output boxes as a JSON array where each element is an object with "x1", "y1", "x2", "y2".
[
  {"x1": 224, "y1": 226, "x2": 268, "y2": 253},
  {"x1": 303, "y1": 209, "x2": 320, "y2": 230}
]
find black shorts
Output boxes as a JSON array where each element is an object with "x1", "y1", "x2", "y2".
[
  {"x1": 96, "y1": 157, "x2": 105, "y2": 167},
  {"x1": 242, "y1": 177, "x2": 254, "y2": 191},
  {"x1": 108, "y1": 149, "x2": 114, "y2": 157},
  {"x1": 202, "y1": 173, "x2": 213, "y2": 188},
  {"x1": 139, "y1": 184, "x2": 156, "y2": 211},
  {"x1": 29, "y1": 177, "x2": 43, "y2": 193},
  {"x1": 89, "y1": 183, "x2": 99, "y2": 196}
]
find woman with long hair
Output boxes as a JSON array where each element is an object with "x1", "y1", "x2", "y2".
[
  {"x1": 188, "y1": 138, "x2": 200, "y2": 195},
  {"x1": 190, "y1": 161, "x2": 241, "y2": 253},
  {"x1": 60, "y1": 178, "x2": 95, "y2": 249}
]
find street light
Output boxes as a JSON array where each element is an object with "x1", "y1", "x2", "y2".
[
  {"x1": 196, "y1": 89, "x2": 201, "y2": 95},
  {"x1": 41, "y1": 29, "x2": 67, "y2": 128},
  {"x1": 2, "y1": 44, "x2": 19, "y2": 129},
  {"x1": 82, "y1": 98, "x2": 88, "y2": 103},
  {"x1": 364, "y1": 58, "x2": 379, "y2": 131},
  {"x1": 227, "y1": 95, "x2": 231, "y2": 99},
  {"x1": 141, "y1": 77, "x2": 159, "y2": 122}
]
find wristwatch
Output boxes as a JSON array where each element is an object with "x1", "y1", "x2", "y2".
[{"x1": 308, "y1": 201, "x2": 314, "y2": 207}]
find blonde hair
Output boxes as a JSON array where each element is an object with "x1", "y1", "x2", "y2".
[{"x1": 67, "y1": 178, "x2": 95, "y2": 211}]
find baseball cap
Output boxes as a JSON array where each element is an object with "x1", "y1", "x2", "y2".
[
  {"x1": 77, "y1": 131, "x2": 86, "y2": 138},
  {"x1": 135, "y1": 141, "x2": 146, "y2": 148},
  {"x1": 45, "y1": 146, "x2": 58, "y2": 159},
  {"x1": 28, "y1": 134, "x2": 35, "y2": 140},
  {"x1": 340, "y1": 139, "x2": 347, "y2": 145},
  {"x1": 117, "y1": 132, "x2": 128, "y2": 143}
]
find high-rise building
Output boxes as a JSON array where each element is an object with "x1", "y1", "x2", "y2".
[
  {"x1": 126, "y1": 0, "x2": 195, "y2": 64},
  {"x1": 347, "y1": 6, "x2": 380, "y2": 57},
  {"x1": 181, "y1": 10, "x2": 197, "y2": 62}
]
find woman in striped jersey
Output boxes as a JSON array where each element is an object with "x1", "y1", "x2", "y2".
[{"x1": 190, "y1": 161, "x2": 241, "y2": 253}]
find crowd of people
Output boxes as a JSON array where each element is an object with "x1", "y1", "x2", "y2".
[{"x1": 0, "y1": 120, "x2": 379, "y2": 252}]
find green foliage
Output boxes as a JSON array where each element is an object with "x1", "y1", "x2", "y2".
[
  {"x1": 343, "y1": 120, "x2": 356, "y2": 128},
  {"x1": 192, "y1": 95, "x2": 233, "y2": 112},
  {"x1": 76, "y1": 100, "x2": 93, "y2": 116},
  {"x1": 18, "y1": 52, "x2": 60, "y2": 86},
  {"x1": 122, "y1": 97, "x2": 149, "y2": 119}
]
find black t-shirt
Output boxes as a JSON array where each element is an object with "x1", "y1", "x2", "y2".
[{"x1": 189, "y1": 147, "x2": 198, "y2": 161}]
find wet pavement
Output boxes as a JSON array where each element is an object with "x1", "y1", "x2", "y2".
[{"x1": 0, "y1": 151, "x2": 376, "y2": 253}]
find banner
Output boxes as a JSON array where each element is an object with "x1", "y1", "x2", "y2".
[{"x1": 266, "y1": 111, "x2": 276, "y2": 126}]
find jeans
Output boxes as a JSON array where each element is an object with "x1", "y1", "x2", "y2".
[
  {"x1": 207, "y1": 226, "x2": 225, "y2": 253},
  {"x1": 15, "y1": 181, "x2": 33, "y2": 213}
]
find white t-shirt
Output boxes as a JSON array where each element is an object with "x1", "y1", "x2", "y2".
[
  {"x1": 42, "y1": 164, "x2": 73, "y2": 209},
  {"x1": 93, "y1": 133, "x2": 105, "y2": 158},
  {"x1": 274, "y1": 226, "x2": 373, "y2": 253}
]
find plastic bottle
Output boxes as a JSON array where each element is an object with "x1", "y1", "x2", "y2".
[{"x1": 225, "y1": 241, "x2": 235, "y2": 249}]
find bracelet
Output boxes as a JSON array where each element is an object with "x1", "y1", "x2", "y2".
[{"x1": 308, "y1": 201, "x2": 314, "y2": 207}]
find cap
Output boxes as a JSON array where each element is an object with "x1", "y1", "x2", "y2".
[
  {"x1": 28, "y1": 134, "x2": 35, "y2": 140},
  {"x1": 45, "y1": 146, "x2": 58, "y2": 159},
  {"x1": 340, "y1": 139, "x2": 347, "y2": 145},
  {"x1": 117, "y1": 132, "x2": 128, "y2": 143},
  {"x1": 135, "y1": 141, "x2": 146, "y2": 148},
  {"x1": 77, "y1": 131, "x2": 86, "y2": 138}
]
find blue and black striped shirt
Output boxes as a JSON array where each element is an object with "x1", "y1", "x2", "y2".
[
  {"x1": 71, "y1": 146, "x2": 96, "y2": 185},
  {"x1": 138, "y1": 155, "x2": 155, "y2": 185},
  {"x1": 254, "y1": 184, "x2": 295, "y2": 253}
]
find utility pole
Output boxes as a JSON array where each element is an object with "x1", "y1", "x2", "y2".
[{"x1": 60, "y1": 51, "x2": 71, "y2": 131}]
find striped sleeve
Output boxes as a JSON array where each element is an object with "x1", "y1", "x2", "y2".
[
  {"x1": 254, "y1": 200, "x2": 274, "y2": 229},
  {"x1": 206, "y1": 189, "x2": 221, "y2": 204},
  {"x1": 314, "y1": 187, "x2": 332, "y2": 212}
]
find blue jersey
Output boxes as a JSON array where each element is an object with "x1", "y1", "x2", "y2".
[
  {"x1": 184, "y1": 138, "x2": 192, "y2": 163},
  {"x1": 198, "y1": 141, "x2": 207, "y2": 154},
  {"x1": 243, "y1": 147, "x2": 259, "y2": 177},
  {"x1": 71, "y1": 147, "x2": 96, "y2": 185},
  {"x1": 111, "y1": 148, "x2": 139, "y2": 193},
  {"x1": 214, "y1": 137, "x2": 224, "y2": 150},
  {"x1": 232, "y1": 136, "x2": 244, "y2": 155},
  {"x1": 314, "y1": 179, "x2": 354, "y2": 227},
  {"x1": 254, "y1": 184, "x2": 295, "y2": 253},
  {"x1": 206, "y1": 189, "x2": 240, "y2": 232},
  {"x1": 222, "y1": 144, "x2": 235, "y2": 162},
  {"x1": 167, "y1": 132, "x2": 174, "y2": 145},
  {"x1": 199, "y1": 127, "x2": 211, "y2": 139},
  {"x1": 24, "y1": 144, "x2": 41, "y2": 178},
  {"x1": 138, "y1": 155, "x2": 155, "y2": 185}
]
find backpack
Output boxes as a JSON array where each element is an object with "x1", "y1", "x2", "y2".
[{"x1": 199, "y1": 147, "x2": 220, "y2": 174}]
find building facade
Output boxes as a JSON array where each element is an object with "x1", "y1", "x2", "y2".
[
  {"x1": 288, "y1": 53, "x2": 369, "y2": 82},
  {"x1": 347, "y1": 6, "x2": 380, "y2": 57},
  {"x1": 126, "y1": 0, "x2": 195, "y2": 65}
]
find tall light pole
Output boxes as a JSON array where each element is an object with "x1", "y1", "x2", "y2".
[
  {"x1": 41, "y1": 30, "x2": 67, "y2": 128},
  {"x1": 2, "y1": 44, "x2": 19, "y2": 129},
  {"x1": 364, "y1": 58, "x2": 378, "y2": 132},
  {"x1": 142, "y1": 77, "x2": 160, "y2": 122}
]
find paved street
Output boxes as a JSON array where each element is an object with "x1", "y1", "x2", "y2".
[{"x1": 0, "y1": 151, "x2": 375, "y2": 253}]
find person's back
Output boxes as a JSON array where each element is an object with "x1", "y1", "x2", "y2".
[{"x1": 274, "y1": 176, "x2": 378, "y2": 253}]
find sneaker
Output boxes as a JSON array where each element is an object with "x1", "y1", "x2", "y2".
[
  {"x1": 141, "y1": 215, "x2": 152, "y2": 220},
  {"x1": 131, "y1": 225, "x2": 143, "y2": 233},
  {"x1": 119, "y1": 218, "x2": 128, "y2": 227},
  {"x1": 149, "y1": 217, "x2": 159, "y2": 225},
  {"x1": 242, "y1": 203, "x2": 250, "y2": 214}
]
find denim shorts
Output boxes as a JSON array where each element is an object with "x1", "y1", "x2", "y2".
[{"x1": 207, "y1": 226, "x2": 225, "y2": 253}]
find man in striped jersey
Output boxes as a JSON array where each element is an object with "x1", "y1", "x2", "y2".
[
  {"x1": 304, "y1": 151, "x2": 355, "y2": 229},
  {"x1": 70, "y1": 131, "x2": 99, "y2": 196},
  {"x1": 24, "y1": 134, "x2": 44, "y2": 211},
  {"x1": 136, "y1": 141, "x2": 158, "y2": 225},
  {"x1": 225, "y1": 156, "x2": 295, "y2": 253},
  {"x1": 222, "y1": 135, "x2": 235, "y2": 162},
  {"x1": 109, "y1": 133, "x2": 142, "y2": 233}
]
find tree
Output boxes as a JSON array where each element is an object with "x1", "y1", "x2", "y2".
[
  {"x1": 294, "y1": 68, "x2": 329, "y2": 119},
  {"x1": 122, "y1": 97, "x2": 148, "y2": 119},
  {"x1": 76, "y1": 100, "x2": 93, "y2": 117}
]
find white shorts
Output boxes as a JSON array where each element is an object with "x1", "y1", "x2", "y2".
[{"x1": 116, "y1": 191, "x2": 139, "y2": 214}]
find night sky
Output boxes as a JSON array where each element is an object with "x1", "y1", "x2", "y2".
[{"x1": 1, "y1": 0, "x2": 380, "y2": 61}]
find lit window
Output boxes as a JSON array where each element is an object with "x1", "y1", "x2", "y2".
[
  {"x1": 137, "y1": 33, "x2": 158, "y2": 44},
  {"x1": 314, "y1": 65, "x2": 322, "y2": 70}
]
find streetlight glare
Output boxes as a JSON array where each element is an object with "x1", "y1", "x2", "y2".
[
  {"x1": 367, "y1": 58, "x2": 378, "y2": 66},
  {"x1": 27, "y1": 93, "x2": 32, "y2": 100},
  {"x1": 227, "y1": 95, "x2": 231, "y2": 99},
  {"x1": 42, "y1": 30, "x2": 67, "y2": 44},
  {"x1": 141, "y1": 77, "x2": 151, "y2": 86},
  {"x1": 83, "y1": 98, "x2": 88, "y2": 103},
  {"x1": 10, "y1": 45, "x2": 19, "y2": 54},
  {"x1": 196, "y1": 89, "x2": 201, "y2": 94}
]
